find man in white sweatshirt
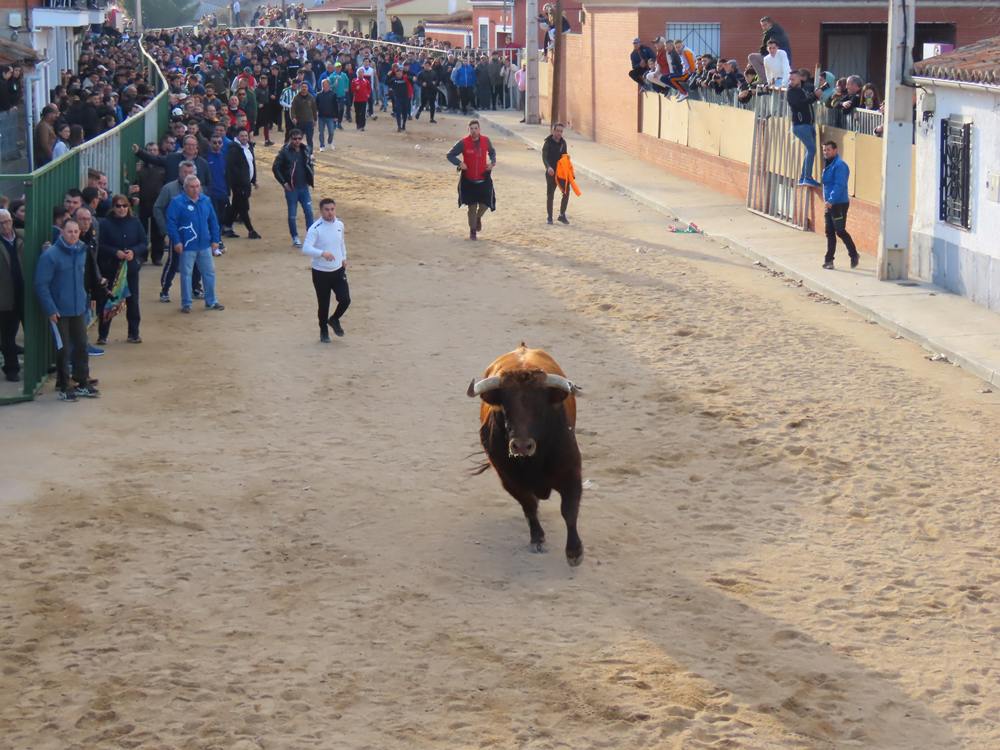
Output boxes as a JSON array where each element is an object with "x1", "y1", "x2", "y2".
[
  {"x1": 763, "y1": 39, "x2": 791, "y2": 89},
  {"x1": 302, "y1": 198, "x2": 350, "y2": 343}
]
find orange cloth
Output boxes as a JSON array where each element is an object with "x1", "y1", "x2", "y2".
[{"x1": 555, "y1": 154, "x2": 581, "y2": 196}]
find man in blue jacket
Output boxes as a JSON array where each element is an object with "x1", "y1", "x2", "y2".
[
  {"x1": 33, "y1": 219, "x2": 100, "y2": 400},
  {"x1": 821, "y1": 140, "x2": 859, "y2": 270},
  {"x1": 166, "y1": 175, "x2": 225, "y2": 313},
  {"x1": 451, "y1": 58, "x2": 476, "y2": 115}
]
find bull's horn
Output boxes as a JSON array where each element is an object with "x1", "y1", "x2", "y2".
[
  {"x1": 544, "y1": 373, "x2": 582, "y2": 395},
  {"x1": 467, "y1": 375, "x2": 502, "y2": 397}
]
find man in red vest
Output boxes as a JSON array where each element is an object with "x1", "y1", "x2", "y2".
[{"x1": 446, "y1": 120, "x2": 497, "y2": 240}]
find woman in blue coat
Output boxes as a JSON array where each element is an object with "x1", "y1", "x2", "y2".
[{"x1": 98, "y1": 194, "x2": 147, "y2": 343}]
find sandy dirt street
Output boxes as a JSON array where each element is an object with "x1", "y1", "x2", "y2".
[{"x1": 1, "y1": 113, "x2": 999, "y2": 750}]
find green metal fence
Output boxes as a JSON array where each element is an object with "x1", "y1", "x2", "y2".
[{"x1": 0, "y1": 35, "x2": 169, "y2": 404}]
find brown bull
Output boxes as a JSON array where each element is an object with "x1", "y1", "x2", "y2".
[{"x1": 467, "y1": 343, "x2": 584, "y2": 566}]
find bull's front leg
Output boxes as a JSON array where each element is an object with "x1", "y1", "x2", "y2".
[
  {"x1": 559, "y1": 479, "x2": 584, "y2": 566},
  {"x1": 500, "y1": 478, "x2": 546, "y2": 552}
]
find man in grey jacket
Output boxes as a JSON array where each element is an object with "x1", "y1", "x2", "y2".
[{"x1": 153, "y1": 160, "x2": 201, "y2": 303}]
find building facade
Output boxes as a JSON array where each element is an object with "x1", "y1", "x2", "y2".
[{"x1": 912, "y1": 37, "x2": 1000, "y2": 311}]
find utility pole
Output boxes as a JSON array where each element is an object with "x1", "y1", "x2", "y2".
[
  {"x1": 876, "y1": 0, "x2": 915, "y2": 280},
  {"x1": 376, "y1": 0, "x2": 387, "y2": 39},
  {"x1": 524, "y1": 0, "x2": 540, "y2": 124},
  {"x1": 549, "y1": 0, "x2": 564, "y2": 125},
  {"x1": 134, "y1": 0, "x2": 143, "y2": 32}
]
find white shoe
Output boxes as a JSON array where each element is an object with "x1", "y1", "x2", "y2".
[
  {"x1": 292, "y1": 237, "x2": 302, "y2": 247},
  {"x1": 212, "y1": 247, "x2": 224, "y2": 256},
  {"x1": 676, "y1": 94, "x2": 688, "y2": 102},
  {"x1": 319, "y1": 146, "x2": 325, "y2": 152},
  {"x1": 328, "y1": 144, "x2": 335, "y2": 150}
]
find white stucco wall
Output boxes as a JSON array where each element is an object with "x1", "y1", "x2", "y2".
[{"x1": 912, "y1": 84, "x2": 1000, "y2": 311}]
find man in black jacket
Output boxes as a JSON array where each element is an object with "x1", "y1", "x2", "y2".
[
  {"x1": 787, "y1": 70, "x2": 821, "y2": 187},
  {"x1": 133, "y1": 135, "x2": 211, "y2": 187},
  {"x1": 271, "y1": 129, "x2": 314, "y2": 246},
  {"x1": 415, "y1": 61, "x2": 438, "y2": 122},
  {"x1": 759, "y1": 17, "x2": 791, "y2": 63},
  {"x1": 225, "y1": 129, "x2": 260, "y2": 239},
  {"x1": 629, "y1": 38, "x2": 655, "y2": 88},
  {"x1": 542, "y1": 123, "x2": 570, "y2": 225}
]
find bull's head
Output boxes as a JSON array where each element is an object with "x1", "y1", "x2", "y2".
[{"x1": 467, "y1": 370, "x2": 581, "y2": 458}]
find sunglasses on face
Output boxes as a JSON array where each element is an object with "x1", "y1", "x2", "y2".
[{"x1": 113, "y1": 203, "x2": 129, "y2": 208}]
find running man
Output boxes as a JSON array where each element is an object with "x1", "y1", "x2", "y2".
[{"x1": 446, "y1": 120, "x2": 496, "y2": 241}]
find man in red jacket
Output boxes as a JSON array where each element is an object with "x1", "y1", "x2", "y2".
[
  {"x1": 446, "y1": 120, "x2": 497, "y2": 240},
  {"x1": 350, "y1": 73, "x2": 371, "y2": 131}
]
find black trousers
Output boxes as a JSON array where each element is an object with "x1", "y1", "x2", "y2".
[
  {"x1": 458, "y1": 87, "x2": 473, "y2": 114},
  {"x1": 96, "y1": 260, "x2": 141, "y2": 340},
  {"x1": 492, "y1": 83, "x2": 504, "y2": 109},
  {"x1": 394, "y1": 99, "x2": 410, "y2": 129},
  {"x1": 546, "y1": 174, "x2": 570, "y2": 219},
  {"x1": 211, "y1": 195, "x2": 231, "y2": 230},
  {"x1": 312, "y1": 267, "x2": 350, "y2": 331},
  {"x1": 0, "y1": 301, "x2": 22, "y2": 376},
  {"x1": 824, "y1": 203, "x2": 858, "y2": 263},
  {"x1": 417, "y1": 91, "x2": 436, "y2": 119},
  {"x1": 354, "y1": 102, "x2": 367, "y2": 129},
  {"x1": 227, "y1": 188, "x2": 256, "y2": 234},
  {"x1": 141, "y1": 212, "x2": 165, "y2": 264},
  {"x1": 628, "y1": 68, "x2": 646, "y2": 87},
  {"x1": 55, "y1": 314, "x2": 88, "y2": 391}
]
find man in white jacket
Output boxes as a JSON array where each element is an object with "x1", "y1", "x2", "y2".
[
  {"x1": 302, "y1": 198, "x2": 350, "y2": 343},
  {"x1": 763, "y1": 39, "x2": 790, "y2": 88}
]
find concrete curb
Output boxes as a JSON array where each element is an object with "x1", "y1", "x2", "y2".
[{"x1": 479, "y1": 113, "x2": 1000, "y2": 388}]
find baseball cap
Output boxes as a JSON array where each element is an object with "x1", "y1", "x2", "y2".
[
  {"x1": 632, "y1": 37, "x2": 641, "y2": 44},
  {"x1": 334, "y1": 61, "x2": 342, "y2": 67}
]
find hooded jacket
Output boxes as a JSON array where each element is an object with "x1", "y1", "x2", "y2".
[
  {"x1": 34, "y1": 237, "x2": 89, "y2": 317},
  {"x1": 166, "y1": 191, "x2": 221, "y2": 252}
]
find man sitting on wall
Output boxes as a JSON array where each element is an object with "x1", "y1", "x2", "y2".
[{"x1": 628, "y1": 38, "x2": 655, "y2": 90}]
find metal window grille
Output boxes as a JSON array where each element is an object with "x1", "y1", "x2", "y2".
[
  {"x1": 665, "y1": 23, "x2": 721, "y2": 57},
  {"x1": 940, "y1": 117, "x2": 972, "y2": 230}
]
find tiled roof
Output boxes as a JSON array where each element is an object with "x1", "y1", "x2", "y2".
[{"x1": 912, "y1": 35, "x2": 1000, "y2": 86}]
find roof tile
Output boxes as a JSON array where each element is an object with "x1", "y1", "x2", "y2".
[{"x1": 912, "y1": 34, "x2": 1000, "y2": 86}]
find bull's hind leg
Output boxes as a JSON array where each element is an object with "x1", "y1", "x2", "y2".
[
  {"x1": 559, "y1": 480, "x2": 584, "y2": 566},
  {"x1": 501, "y1": 480, "x2": 546, "y2": 552}
]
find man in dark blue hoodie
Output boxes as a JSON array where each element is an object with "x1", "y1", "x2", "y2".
[
  {"x1": 34, "y1": 219, "x2": 100, "y2": 401},
  {"x1": 821, "y1": 140, "x2": 859, "y2": 270}
]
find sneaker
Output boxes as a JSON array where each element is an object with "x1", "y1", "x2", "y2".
[
  {"x1": 320, "y1": 331, "x2": 331, "y2": 343},
  {"x1": 292, "y1": 237, "x2": 302, "y2": 247},
  {"x1": 822, "y1": 261, "x2": 834, "y2": 270},
  {"x1": 87, "y1": 344, "x2": 105, "y2": 356},
  {"x1": 264, "y1": 140, "x2": 275, "y2": 146},
  {"x1": 74, "y1": 385, "x2": 101, "y2": 398},
  {"x1": 798, "y1": 178, "x2": 821, "y2": 187},
  {"x1": 319, "y1": 146, "x2": 325, "y2": 152},
  {"x1": 547, "y1": 217, "x2": 553, "y2": 225},
  {"x1": 59, "y1": 389, "x2": 78, "y2": 402},
  {"x1": 159, "y1": 292, "x2": 170, "y2": 303},
  {"x1": 328, "y1": 144, "x2": 335, "y2": 151},
  {"x1": 223, "y1": 230, "x2": 240, "y2": 238},
  {"x1": 207, "y1": 303, "x2": 225, "y2": 311},
  {"x1": 96, "y1": 338, "x2": 108, "y2": 346},
  {"x1": 850, "y1": 255, "x2": 860, "y2": 269},
  {"x1": 212, "y1": 247, "x2": 224, "y2": 256},
  {"x1": 248, "y1": 231, "x2": 262, "y2": 240},
  {"x1": 430, "y1": 119, "x2": 438, "y2": 124},
  {"x1": 126, "y1": 336, "x2": 142, "y2": 344},
  {"x1": 469, "y1": 229, "x2": 477, "y2": 241},
  {"x1": 180, "y1": 306, "x2": 191, "y2": 313},
  {"x1": 329, "y1": 317, "x2": 344, "y2": 337},
  {"x1": 676, "y1": 93, "x2": 688, "y2": 102},
  {"x1": 558, "y1": 214, "x2": 570, "y2": 225},
  {"x1": 193, "y1": 289, "x2": 205, "y2": 299}
]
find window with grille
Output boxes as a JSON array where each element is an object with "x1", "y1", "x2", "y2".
[
  {"x1": 940, "y1": 116, "x2": 972, "y2": 230},
  {"x1": 665, "y1": 23, "x2": 721, "y2": 57}
]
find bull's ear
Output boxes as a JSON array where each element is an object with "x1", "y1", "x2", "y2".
[
  {"x1": 480, "y1": 390, "x2": 503, "y2": 406},
  {"x1": 548, "y1": 388, "x2": 570, "y2": 404}
]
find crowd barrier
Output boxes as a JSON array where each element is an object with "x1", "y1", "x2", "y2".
[{"x1": 0, "y1": 35, "x2": 169, "y2": 404}]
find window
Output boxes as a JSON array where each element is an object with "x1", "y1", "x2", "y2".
[
  {"x1": 478, "y1": 20, "x2": 489, "y2": 49},
  {"x1": 666, "y1": 22, "x2": 720, "y2": 57},
  {"x1": 940, "y1": 116, "x2": 972, "y2": 230}
]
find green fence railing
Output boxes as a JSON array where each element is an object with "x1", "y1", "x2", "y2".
[{"x1": 0, "y1": 35, "x2": 169, "y2": 404}]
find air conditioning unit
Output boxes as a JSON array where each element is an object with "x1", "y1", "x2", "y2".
[{"x1": 8, "y1": 11, "x2": 23, "y2": 28}]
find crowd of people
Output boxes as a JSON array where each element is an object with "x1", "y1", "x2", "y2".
[
  {"x1": 628, "y1": 16, "x2": 883, "y2": 130},
  {"x1": 32, "y1": 28, "x2": 154, "y2": 168}
]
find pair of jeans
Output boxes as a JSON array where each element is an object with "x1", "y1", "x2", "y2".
[
  {"x1": 824, "y1": 203, "x2": 858, "y2": 263},
  {"x1": 394, "y1": 100, "x2": 410, "y2": 129},
  {"x1": 161, "y1": 246, "x2": 201, "y2": 295},
  {"x1": 379, "y1": 83, "x2": 389, "y2": 110},
  {"x1": 792, "y1": 123, "x2": 817, "y2": 182},
  {"x1": 285, "y1": 186, "x2": 314, "y2": 239},
  {"x1": 55, "y1": 314, "x2": 88, "y2": 391},
  {"x1": 299, "y1": 120, "x2": 315, "y2": 152},
  {"x1": 318, "y1": 117, "x2": 335, "y2": 147},
  {"x1": 179, "y1": 249, "x2": 218, "y2": 309}
]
